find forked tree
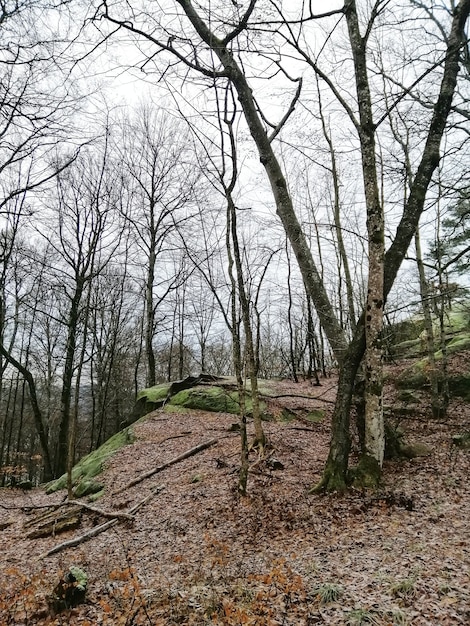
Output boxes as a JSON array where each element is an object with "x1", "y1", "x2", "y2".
[{"x1": 96, "y1": 0, "x2": 470, "y2": 490}]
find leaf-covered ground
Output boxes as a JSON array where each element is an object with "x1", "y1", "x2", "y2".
[{"x1": 1, "y1": 361, "x2": 469, "y2": 625}]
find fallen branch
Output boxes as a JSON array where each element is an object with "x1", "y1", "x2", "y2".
[
  {"x1": 66, "y1": 500, "x2": 134, "y2": 520},
  {"x1": 269, "y1": 393, "x2": 335, "y2": 404},
  {"x1": 113, "y1": 438, "x2": 218, "y2": 495},
  {"x1": 39, "y1": 485, "x2": 165, "y2": 559}
]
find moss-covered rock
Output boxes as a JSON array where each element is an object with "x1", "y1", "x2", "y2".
[
  {"x1": 46, "y1": 427, "x2": 135, "y2": 496},
  {"x1": 50, "y1": 566, "x2": 88, "y2": 612},
  {"x1": 451, "y1": 432, "x2": 470, "y2": 449},
  {"x1": 449, "y1": 374, "x2": 470, "y2": 400},
  {"x1": 396, "y1": 390, "x2": 420, "y2": 403},
  {"x1": 384, "y1": 423, "x2": 405, "y2": 460},
  {"x1": 400, "y1": 442, "x2": 432, "y2": 458},
  {"x1": 166, "y1": 384, "x2": 268, "y2": 417},
  {"x1": 170, "y1": 386, "x2": 241, "y2": 413}
]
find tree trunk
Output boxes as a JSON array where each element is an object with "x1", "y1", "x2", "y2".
[
  {"x1": 312, "y1": 323, "x2": 365, "y2": 492},
  {"x1": 56, "y1": 288, "x2": 83, "y2": 478},
  {"x1": 226, "y1": 198, "x2": 249, "y2": 495},
  {"x1": 0, "y1": 344, "x2": 54, "y2": 481},
  {"x1": 173, "y1": 0, "x2": 348, "y2": 365},
  {"x1": 145, "y1": 229, "x2": 157, "y2": 387},
  {"x1": 318, "y1": 85, "x2": 357, "y2": 333},
  {"x1": 415, "y1": 229, "x2": 443, "y2": 416},
  {"x1": 346, "y1": 0, "x2": 385, "y2": 480}
]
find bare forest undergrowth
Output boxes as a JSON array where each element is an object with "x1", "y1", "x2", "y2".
[{"x1": 1, "y1": 357, "x2": 469, "y2": 625}]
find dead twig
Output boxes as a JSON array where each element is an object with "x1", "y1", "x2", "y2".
[{"x1": 39, "y1": 485, "x2": 166, "y2": 559}]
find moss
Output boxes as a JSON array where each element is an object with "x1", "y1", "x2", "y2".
[
  {"x1": 168, "y1": 385, "x2": 267, "y2": 416},
  {"x1": 305, "y1": 409, "x2": 325, "y2": 423},
  {"x1": 452, "y1": 432, "x2": 470, "y2": 448},
  {"x1": 163, "y1": 404, "x2": 191, "y2": 414},
  {"x1": 170, "y1": 386, "x2": 241, "y2": 413},
  {"x1": 73, "y1": 479, "x2": 104, "y2": 498},
  {"x1": 386, "y1": 317, "x2": 425, "y2": 344},
  {"x1": 352, "y1": 454, "x2": 381, "y2": 489},
  {"x1": 46, "y1": 427, "x2": 135, "y2": 495},
  {"x1": 445, "y1": 305, "x2": 470, "y2": 333},
  {"x1": 443, "y1": 334, "x2": 470, "y2": 354},
  {"x1": 88, "y1": 489, "x2": 104, "y2": 502},
  {"x1": 396, "y1": 390, "x2": 420, "y2": 403},
  {"x1": 136, "y1": 383, "x2": 172, "y2": 403},
  {"x1": 279, "y1": 409, "x2": 296, "y2": 422},
  {"x1": 391, "y1": 337, "x2": 424, "y2": 358},
  {"x1": 401, "y1": 442, "x2": 432, "y2": 458}
]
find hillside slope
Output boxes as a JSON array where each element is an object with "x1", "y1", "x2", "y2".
[{"x1": 1, "y1": 369, "x2": 469, "y2": 625}]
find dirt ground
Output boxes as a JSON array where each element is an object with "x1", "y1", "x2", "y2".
[{"x1": 0, "y1": 364, "x2": 469, "y2": 625}]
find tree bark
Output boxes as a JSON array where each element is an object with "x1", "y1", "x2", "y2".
[
  {"x1": 345, "y1": 0, "x2": 385, "y2": 477},
  {"x1": 315, "y1": 0, "x2": 470, "y2": 490}
]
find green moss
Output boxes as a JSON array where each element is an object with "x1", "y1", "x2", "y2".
[
  {"x1": 442, "y1": 334, "x2": 470, "y2": 354},
  {"x1": 168, "y1": 385, "x2": 267, "y2": 416},
  {"x1": 445, "y1": 305, "x2": 470, "y2": 333},
  {"x1": 305, "y1": 409, "x2": 325, "y2": 423},
  {"x1": 452, "y1": 432, "x2": 470, "y2": 448},
  {"x1": 88, "y1": 489, "x2": 104, "y2": 502},
  {"x1": 401, "y1": 442, "x2": 432, "y2": 458},
  {"x1": 46, "y1": 427, "x2": 135, "y2": 495},
  {"x1": 163, "y1": 404, "x2": 191, "y2": 414},
  {"x1": 137, "y1": 383, "x2": 171, "y2": 403},
  {"x1": 392, "y1": 337, "x2": 424, "y2": 358},
  {"x1": 279, "y1": 409, "x2": 296, "y2": 422},
  {"x1": 352, "y1": 454, "x2": 381, "y2": 489},
  {"x1": 73, "y1": 479, "x2": 104, "y2": 498},
  {"x1": 170, "y1": 386, "x2": 240, "y2": 413},
  {"x1": 387, "y1": 317, "x2": 425, "y2": 344}
]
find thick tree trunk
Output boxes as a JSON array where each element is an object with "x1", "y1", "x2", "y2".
[
  {"x1": 346, "y1": 0, "x2": 385, "y2": 479},
  {"x1": 312, "y1": 322, "x2": 365, "y2": 492}
]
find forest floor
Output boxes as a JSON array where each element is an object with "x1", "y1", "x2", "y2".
[{"x1": 0, "y1": 355, "x2": 469, "y2": 625}]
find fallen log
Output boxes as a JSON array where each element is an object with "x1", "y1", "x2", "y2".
[
  {"x1": 112, "y1": 438, "x2": 218, "y2": 495},
  {"x1": 39, "y1": 484, "x2": 165, "y2": 559},
  {"x1": 26, "y1": 506, "x2": 82, "y2": 539}
]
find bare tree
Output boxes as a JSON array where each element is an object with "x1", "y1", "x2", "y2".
[
  {"x1": 38, "y1": 142, "x2": 122, "y2": 477},
  {"x1": 117, "y1": 106, "x2": 201, "y2": 387},
  {"x1": 95, "y1": 0, "x2": 470, "y2": 490}
]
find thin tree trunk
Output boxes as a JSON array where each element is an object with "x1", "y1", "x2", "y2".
[
  {"x1": 226, "y1": 198, "x2": 249, "y2": 495},
  {"x1": 0, "y1": 345, "x2": 54, "y2": 480},
  {"x1": 415, "y1": 229, "x2": 442, "y2": 415},
  {"x1": 56, "y1": 287, "x2": 83, "y2": 478},
  {"x1": 318, "y1": 86, "x2": 357, "y2": 332}
]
